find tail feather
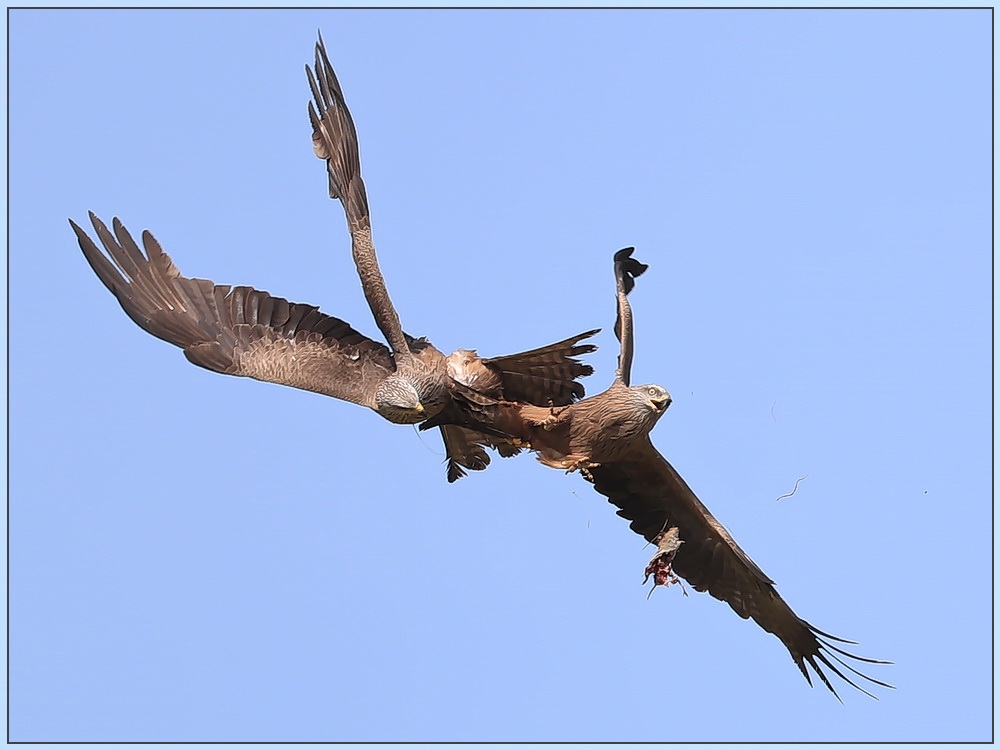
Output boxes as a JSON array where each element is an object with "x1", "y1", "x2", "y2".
[
  {"x1": 440, "y1": 425, "x2": 524, "y2": 483},
  {"x1": 440, "y1": 425, "x2": 491, "y2": 482},
  {"x1": 485, "y1": 329, "x2": 598, "y2": 406},
  {"x1": 437, "y1": 330, "x2": 598, "y2": 481}
]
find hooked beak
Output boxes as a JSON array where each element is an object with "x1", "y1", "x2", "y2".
[{"x1": 650, "y1": 394, "x2": 672, "y2": 413}]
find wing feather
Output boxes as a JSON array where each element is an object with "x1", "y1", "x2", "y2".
[
  {"x1": 72, "y1": 212, "x2": 393, "y2": 410},
  {"x1": 305, "y1": 32, "x2": 369, "y2": 229},
  {"x1": 306, "y1": 33, "x2": 411, "y2": 361},
  {"x1": 612, "y1": 247, "x2": 647, "y2": 386},
  {"x1": 483, "y1": 329, "x2": 599, "y2": 406},
  {"x1": 586, "y1": 439, "x2": 891, "y2": 699},
  {"x1": 440, "y1": 425, "x2": 492, "y2": 483}
]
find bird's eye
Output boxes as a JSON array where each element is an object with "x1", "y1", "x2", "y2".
[{"x1": 647, "y1": 387, "x2": 658, "y2": 396}]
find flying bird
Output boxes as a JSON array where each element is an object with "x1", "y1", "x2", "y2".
[
  {"x1": 70, "y1": 36, "x2": 600, "y2": 483},
  {"x1": 426, "y1": 248, "x2": 893, "y2": 700},
  {"x1": 307, "y1": 32, "x2": 599, "y2": 479},
  {"x1": 70, "y1": 34, "x2": 890, "y2": 698}
]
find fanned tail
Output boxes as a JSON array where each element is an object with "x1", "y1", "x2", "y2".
[
  {"x1": 485, "y1": 329, "x2": 599, "y2": 406},
  {"x1": 440, "y1": 425, "x2": 524, "y2": 483}
]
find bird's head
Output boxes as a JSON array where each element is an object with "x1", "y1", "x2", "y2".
[
  {"x1": 374, "y1": 375, "x2": 427, "y2": 424},
  {"x1": 630, "y1": 383, "x2": 672, "y2": 422}
]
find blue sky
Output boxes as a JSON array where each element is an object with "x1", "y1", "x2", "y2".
[{"x1": 8, "y1": 8, "x2": 992, "y2": 743}]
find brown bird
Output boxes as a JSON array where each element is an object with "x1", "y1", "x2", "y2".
[
  {"x1": 70, "y1": 219, "x2": 596, "y2": 483},
  {"x1": 304, "y1": 32, "x2": 598, "y2": 480},
  {"x1": 426, "y1": 248, "x2": 893, "y2": 700},
  {"x1": 69, "y1": 35, "x2": 599, "y2": 483}
]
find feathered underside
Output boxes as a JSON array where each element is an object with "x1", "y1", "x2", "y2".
[
  {"x1": 585, "y1": 443, "x2": 893, "y2": 700},
  {"x1": 73, "y1": 206, "x2": 603, "y2": 477},
  {"x1": 440, "y1": 330, "x2": 600, "y2": 481},
  {"x1": 72, "y1": 212, "x2": 395, "y2": 409}
]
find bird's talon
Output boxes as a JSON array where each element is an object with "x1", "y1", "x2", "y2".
[{"x1": 643, "y1": 527, "x2": 684, "y2": 596}]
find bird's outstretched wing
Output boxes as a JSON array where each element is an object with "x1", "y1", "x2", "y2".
[
  {"x1": 72, "y1": 212, "x2": 393, "y2": 409},
  {"x1": 306, "y1": 32, "x2": 369, "y2": 231},
  {"x1": 586, "y1": 444, "x2": 893, "y2": 700},
  {"x1": 307, "y1": 32, "x2": 410, "y2": 362},
  {"x1": 612, "y1": 247, "x2": 648, "y2": 386}
]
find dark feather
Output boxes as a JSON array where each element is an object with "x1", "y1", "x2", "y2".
[
  {"x1": 72, "y1": 212, "x2": 393, "y2": 410},
  {"x1": 613, "y1": 246, "x2": 648, "y2": 295},
  {"x1": 484, "y1": 329, "x2": 599, "y2": 406},
  {"x1": 586, "y1": 440, "x2": 892, "y2": 699},
  {"x1": 485, "y1": 247, "x2": 893, "y2": 699},
  {"x1": 308, "y1": 32, "x2": 411, "y2": 362},
  {"x1": 613, "y1": 247, "x2": 646, "y2": 386}
]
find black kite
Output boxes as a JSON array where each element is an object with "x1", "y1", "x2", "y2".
[{"x1": 426, "y1": 248, "x2": 893, "y2": 700}]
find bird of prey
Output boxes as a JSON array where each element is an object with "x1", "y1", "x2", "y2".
[
  {"x1": 307, "y1": 31, "x2": 599, "y2": 479},
  {"x1": 426, "y1": 248, "x2": 892, "y2": 700},
  {"x1": 71, "y1": 36, "x2": 599, "y2": 483}
]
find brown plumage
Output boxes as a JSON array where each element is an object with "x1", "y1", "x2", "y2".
[
  {"x1": 441, "y1": 341, "x2": 598, "y2": 481},
  {"x1": 304, "y1": 32, "x2": 596, "y2": 477},
  {"x1": 72, "y1": 210, "x2": 597, "y2": 481},
  {"x1": 426, "y1": 248, "x2": 892, "y2": 699},
  {"x1": 72, "y1": 33, "x2": 598, "y2": 481},
  {"x1": 73, "y1": 212, "x2": 397, "y2": 406}
]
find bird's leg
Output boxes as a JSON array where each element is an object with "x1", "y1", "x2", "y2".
[
  {"x1": 539, "y1": 404, "x2": 568, "y2": 431},
  {"x1": 643, "y1": 527, "x2": 687, "y2": 598}
]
